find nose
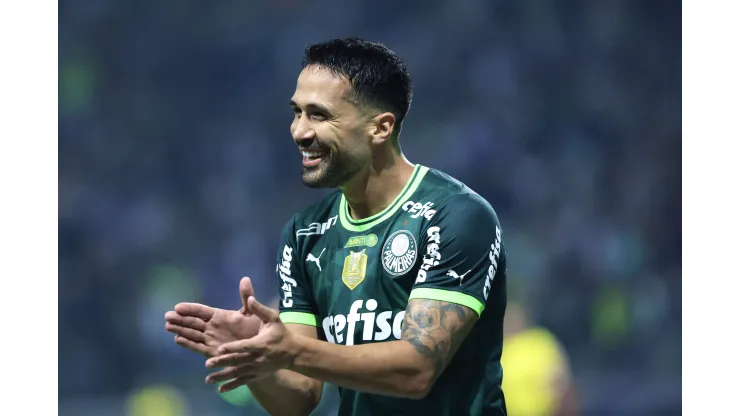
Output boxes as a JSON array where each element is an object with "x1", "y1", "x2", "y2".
[{"x1": 291, "y1": 115, "x2": 315, "y2": 143}]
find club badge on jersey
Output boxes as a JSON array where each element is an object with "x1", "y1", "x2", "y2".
[{"x1": 381, "y1": 230, "x2": 418, "y2": 276}]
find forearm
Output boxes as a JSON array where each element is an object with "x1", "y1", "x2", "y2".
[
  {"x1": 555, "y1": 385, "x2": 579, "y2": 416},
  {"x1": 248, "y1": 370, "x2": 322, "y2": 416},
  {"x1": 289, "y1": 337, "x2": 432, "y2": 399}
]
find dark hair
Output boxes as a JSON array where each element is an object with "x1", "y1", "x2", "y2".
[{"x1": 302, "y1": 38, "x2": 413, "y2": 136}]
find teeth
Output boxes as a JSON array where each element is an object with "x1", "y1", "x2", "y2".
[{"x1": 302, "y1": 151, "x2": 323, "y2": 158}]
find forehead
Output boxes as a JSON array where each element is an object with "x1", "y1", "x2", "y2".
[{"x1": 291, "y1": 66, "x2": 353, "y2": 109}]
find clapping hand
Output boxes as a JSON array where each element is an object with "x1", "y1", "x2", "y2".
[
  {"x1": 204, "y1": 295, "x2": 296, "y2": 392},
  {"x1": 165, "y1": 277, "x2": 263, "y2": 358}
]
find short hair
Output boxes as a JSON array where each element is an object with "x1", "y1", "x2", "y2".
[{"x1": 302, "y1": 38, "x2": 413, "y2": 136}]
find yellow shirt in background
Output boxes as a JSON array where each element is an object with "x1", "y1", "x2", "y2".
[{"x1": 502, "y1": 328, "x2": 565, "y2": 416}]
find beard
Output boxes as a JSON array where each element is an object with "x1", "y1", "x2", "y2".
[{"x1": 301, "y1": 149, "x2": 364, "y2": 189}]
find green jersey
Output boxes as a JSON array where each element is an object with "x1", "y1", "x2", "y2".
[{"x1": 275, "y1": 165, "x2": 508, "y2": 416}]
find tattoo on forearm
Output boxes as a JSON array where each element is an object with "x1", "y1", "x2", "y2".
[{"x1": 401, "y1": 300, "x2": 476, "y2": 376}]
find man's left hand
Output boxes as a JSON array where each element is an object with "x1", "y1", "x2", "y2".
[{"x1": 205, "y1": 295, "x2": 297, "y2": 388}]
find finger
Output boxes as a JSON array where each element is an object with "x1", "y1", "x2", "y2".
[
  {"x1": 239, "y1": 277, "x2": 255, "y2": 315},
  {"x1": 206, "y1": 352, "x2": 254, "y2": 369},
  {"x1": 247, "y1": 296, "x2": 279, "y2": 323},
  {"x1": 219, "y1": 377, "x2": 249, "y2": 393},
  {"x1": 166, "y1": 324, "x2": 206, "y2": 343},
  {"x1": 218, "y1": 374, "x2": 269, "y2": 393},
  {"x1": 206, "y1": 365, "x2": 252, "y2": 384},
  {"x1": 174, "y1": 336, "x2": 214, "y2": 357},
  {"x1": 174, "y1": 303, "x2": 215, "y2": 321},
  {"x1": 164, "y1": 312, "x2": 207, "y2": 331}
]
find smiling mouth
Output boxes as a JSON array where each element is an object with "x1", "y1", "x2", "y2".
[{"x1": 301, "y1": 149, "x2": 328, "y2": 167}]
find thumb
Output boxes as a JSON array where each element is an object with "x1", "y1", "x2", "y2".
[
  {"x1": 248, "y1": 296, "x2": 279, "y2": 323},
  {"x1": 239, "y1": 277, "x2": 254, "y2": 315}
]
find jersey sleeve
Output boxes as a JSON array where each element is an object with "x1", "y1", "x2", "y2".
[
  {"x1": 275, "y1": 215, "x2": 320, "y2": 327},
  {"x1": 410, "y1": 193, "x2": 506, "y2": 317}
]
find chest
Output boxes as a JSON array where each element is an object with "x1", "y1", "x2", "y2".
[
  {"x1": 300, "y1": 218, "x2": 429, "y2": 343},
  {"x1": 307, "y1": 223, "x2": 423, "y2": 293}
]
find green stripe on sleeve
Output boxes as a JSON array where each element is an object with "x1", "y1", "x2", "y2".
[
  {"x1": 279, "y1": 312, "x2": 318, "y2": 326},
  {"x1": 409, "y1": 288, "x2": 485, "y2": 317}
]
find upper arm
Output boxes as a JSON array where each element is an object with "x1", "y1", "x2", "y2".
[
  {"x1": 551, "y1": 341, "x2": 574, "y2": 396},
  {"x1": 401, "y1": 193, "x2": 506, "y2": 378},
  {"x1": 275, "y1": 219, "x2": 325, "y2": 399},
  {"x1": 401, "y1": 298, "x2": 478, "y2": 379},
  {"x1": 550, "y1": 341, "x2": 578, "y2": 415},
  {"x1": 411, "y1": 193, "x2": 506, "y2": 314},
  {"x1": 275, "y1": 216, "x2": 321, "y2": 327}
]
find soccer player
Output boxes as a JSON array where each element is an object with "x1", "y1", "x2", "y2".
[
  {"x1": 165, "y1": 38, "x2": 508, "y2": 416},
  {"x1": 502, "y1": 302, "x2": 578, "y2": 415}
]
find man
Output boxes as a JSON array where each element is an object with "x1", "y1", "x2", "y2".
[
  {"x1": 502, "y1": 302, "x2": 578, "y2": 416},
  {"x1": 165, "y1": 38, "x2": 508, "y2": 416}
]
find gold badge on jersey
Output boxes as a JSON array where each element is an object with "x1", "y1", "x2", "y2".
[{"x1": 342, "y1": 249, "x2": 368, "y2": 290}]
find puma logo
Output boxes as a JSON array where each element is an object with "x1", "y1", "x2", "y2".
[
  {"x1": 306, "y1": 248, "x2": 326, "y2": 272},
  {"x1": 446, "y1": 269, "x2": 472, "y2": 286}
]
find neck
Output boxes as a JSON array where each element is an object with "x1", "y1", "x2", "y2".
[{"x1": 340, "y1": 152, "x2": 416, "y2": 220}]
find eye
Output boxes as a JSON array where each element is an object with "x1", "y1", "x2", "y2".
[{"x1": 310, "y1": 112, "x2": 327, "y2": 121}]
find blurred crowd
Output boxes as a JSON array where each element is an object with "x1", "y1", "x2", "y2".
[{"x1": 59, "y1": 0, "x2": 681, "y2": 414}]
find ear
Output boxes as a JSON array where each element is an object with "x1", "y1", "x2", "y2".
[{"x1": 369, "y1": 112, "x2": 396, "y2": 145}]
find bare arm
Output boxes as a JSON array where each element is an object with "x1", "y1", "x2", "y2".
[
  {"x1": 288, "y1": 298, "x2": 477, "y2": 399},
  {"x1": 248, "y1": 324, "x2": 324, "y2": 416},
  {"x1": 553, "y1": 344, "x2": 579, "y2": 416}
]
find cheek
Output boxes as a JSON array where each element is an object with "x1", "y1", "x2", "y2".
[
  {"x1": 324, "y1": 127, "x2": 367, "y2": 155},
  {"x1": 345, "y1": 136, "x2": 372, "y2": 160}
]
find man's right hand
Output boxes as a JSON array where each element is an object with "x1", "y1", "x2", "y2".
[{"x1": 165, "y1": 277, "x2": 263, "y2": 358}]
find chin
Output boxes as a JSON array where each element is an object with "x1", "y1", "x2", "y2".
[
  {"x1": 301, "y1": 156, "x2": 358, "y2": 189},
  {"x1": 302, "y1": 178, "x2": 331, "y2": 189},
  {"x1": 301, "y1": 168, "x2": 334, "y2": 189}
]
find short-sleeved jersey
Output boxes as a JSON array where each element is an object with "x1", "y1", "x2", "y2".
[{"x1": 275, "y1": 165, "x2": 508, "y2": 416}]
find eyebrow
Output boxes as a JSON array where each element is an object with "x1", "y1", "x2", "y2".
[{"x1": 289, "y1": 100, "x2": 333, "y2": 115}]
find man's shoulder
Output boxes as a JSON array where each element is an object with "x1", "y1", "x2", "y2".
[{"x1": 417, "y1": 167, "x2": 497, "y2": 218}]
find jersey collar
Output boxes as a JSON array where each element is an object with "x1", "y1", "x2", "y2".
[{"x1": 338, "y1": 164, "x2": 429, "y2": 232}]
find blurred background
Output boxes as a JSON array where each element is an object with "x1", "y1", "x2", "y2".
[{"x1": 58, "y1": 0, "x2": 681, "y2": 415}]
